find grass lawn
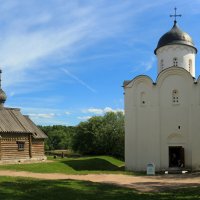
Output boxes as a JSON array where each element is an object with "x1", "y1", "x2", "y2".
[
  {"x1": 0, "y1": 176, "x2": 200, "y2": 200},
  {"x1": 0, "y1": 156, "x2": 200, "y2": 200},
  {"x1": 0, "y1": 156, "x2": 136, "y2": 175}
]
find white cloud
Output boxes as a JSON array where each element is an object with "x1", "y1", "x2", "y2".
[
  {"x1": 78, "y1": 107, "x2": 124, "y2": 122},
  {"x1": 77, "y1": 116, "x2": 92, "y2": 121},
  {"x1": 82, "y1": 107, "x2": 124, "y2": 115},
  {"x1": 83, "y1": 108, "x2": 104, "y2": 115},
  {"x1": 104, "y1": 107, "x2": 124, "y2": 113},
  {"x1": 140, "y1": 56, "x2": 156, "y2": 72},
  {"x1": 65, "y1": 111, "x2": 71, "y2": 115},
  {"x1": 28, "y1": 113, "x2": 56, "y2": 119},
  {"x1": 13, "y1": 106, "x2": 71, "y2": 125},
  {"x1": 32, "y1": 118, "x2": 68, "y2": 126}
]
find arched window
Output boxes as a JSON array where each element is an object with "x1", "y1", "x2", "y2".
[
  {"x1": 189, "y1": 59, "x2": 192, "y2": 73},
  {"x1": 172, "y1": 89, "x2": 179, "y2": 104},
  {"x1": 160, "y1": 59, "x2": 164, "y2": 69},
  {"x1": 173, "y1": 57, "x2": 178, "y2": 67}
]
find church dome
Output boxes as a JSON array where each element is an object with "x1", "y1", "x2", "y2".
[
  {"x1": 0, "y1": 88, "x2": 6, "y2": 104},
  {"x1": 0, "y1": 70, "x2": 7, "y2": 107},
  {"x1": 154, "y1": 21, "x2": 197, "y2": 54}
]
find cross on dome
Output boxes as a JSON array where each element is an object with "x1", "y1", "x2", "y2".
[{"x1": 170, "y1": 7, "x2": 182, "y2": 23}]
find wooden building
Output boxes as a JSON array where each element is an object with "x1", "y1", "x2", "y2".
[{"x1": 0, "y1": 70, "x2": 47, "y2": 163}]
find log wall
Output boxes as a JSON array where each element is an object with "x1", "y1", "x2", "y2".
[
  {"x1": 32, "y1": 139, "x2": 45, "y2": 157},
  {"x1": 0, "y1": 133, "x2": 45, "y2": 161},
  {"x1": 0, "y1": 133, "x2": 30, "y2": 160}
]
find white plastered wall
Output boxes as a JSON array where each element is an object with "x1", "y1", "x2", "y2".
[
  {"x1": 124, "y1": 68, "x2": 200, "y2": 171},
  {"x1": 125, "y1": 76, "x2": 160, "y2": 171},
  {"x1": 156, "y1": 45, "x2": 196, "y2": 77}
]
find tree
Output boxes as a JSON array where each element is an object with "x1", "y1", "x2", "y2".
[
  {"x1": 72, "y1": 116, "x2": 103, "y2": 154},
  {"x1": 39, "y1": 112, "x2": 125, "y2": 159},
  {"x1": 71, "y1": 112, "x2": 125, "y2": 159},
  {"x1": 101, "y1": 112, "x2": 124, "y2": 158},
  {"x1": 40, "y1": 125, "x2": 75, "y2": 150}
]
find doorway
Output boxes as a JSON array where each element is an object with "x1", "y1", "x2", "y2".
[{"x1": 169, "y1": 146, "x2": 184, "y2": 168}]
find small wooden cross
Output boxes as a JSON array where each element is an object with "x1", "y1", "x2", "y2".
[{"x1": 170, "y1": 7, "x2": 181, "y2": 22}]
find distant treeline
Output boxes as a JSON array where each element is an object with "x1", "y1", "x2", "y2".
[{"x1": 39, "y1": 112, "x2": 124, "y2": 160}]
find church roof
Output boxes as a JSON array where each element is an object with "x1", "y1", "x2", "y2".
[
  {"x1": 123, "y1": 67, "x2": 195, "y2": 88},
  {"x1": 0, "y1": 107, "x2": 47, "y2": 138},
  {"x1": 123, "y1": 80, "x2": 131, "y2": 87},
  {"x1": 154, "y1": 21, "x2": 197, "y2": 54}
]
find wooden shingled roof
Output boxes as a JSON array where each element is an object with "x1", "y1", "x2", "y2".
[{"x1": 0, "y1": 107, "x2": 47, "y2": 139}]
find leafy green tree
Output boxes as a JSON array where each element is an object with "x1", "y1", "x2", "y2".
[
  {"x1": 39, "y1": 112, "x2": 125, "y2": 159},
  {"x1": 40, "y1": 125, "x2": 75, "y2": 150},
  {"x1": 72, "y1": 116, "x2": 103, "y2": 154},
  {"x1": 71, "y1": 112, "x2": 125, "y2": 159}
]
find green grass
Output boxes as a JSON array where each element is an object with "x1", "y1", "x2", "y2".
[
  {"x1": 0, "y1": 176, "x2": 200, "y2": 200},
  {"x1": 0, "y1": 156, "x2": 136, "y2": 175},
  {"x1": 0, "y1": 156, "x2": 199, "y2": 199}
]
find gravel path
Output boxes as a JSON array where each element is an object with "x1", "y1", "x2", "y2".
[{"x1": 0, "y1": 170, "x2": 200, "y2": 192}]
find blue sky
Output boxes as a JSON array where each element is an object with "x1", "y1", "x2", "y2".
[{"x1": 1, "y1": 0, "x2": 200, "y2": 126}]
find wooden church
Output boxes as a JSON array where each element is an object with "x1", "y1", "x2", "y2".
[{"x1": 0, "y1": 70, "x2": 47, "y2": 163}]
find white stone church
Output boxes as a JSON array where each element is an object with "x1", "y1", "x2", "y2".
[{"x1": 124, "y1": 17, "x2": 200, "y2": 171}]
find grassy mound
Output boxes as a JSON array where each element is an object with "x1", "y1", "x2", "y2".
[{"x1": 0, "y1": 156, "x2": 127, "y2": 175}]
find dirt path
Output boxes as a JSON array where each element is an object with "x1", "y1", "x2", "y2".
[{"x1": 0, "y1": 170, "x2": 200, "y2": 192}]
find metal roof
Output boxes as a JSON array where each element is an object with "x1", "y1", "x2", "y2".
[
  {"x1": 0, "y1": 107, "x2": 47, "y2": 139},
  {"x1": 154, "y1": 21, "x2": 197, "y2": 54}
]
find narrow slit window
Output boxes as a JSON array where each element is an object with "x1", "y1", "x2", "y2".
[
  {"x1": 160, "y1": 59, "x2": 164, "y2": 69},
  {"x1": 173, "y1": 57, "x2": 178, "y2": 67},
  {"x1": 172, "y1": 89, "x2": 179, "y2": 104},
  {"x1": 140, "y1": 92, "x2": 146, "y2": 106},
  {"x1": 189, "y1": 59, "x2": 192, "y2": 73}
]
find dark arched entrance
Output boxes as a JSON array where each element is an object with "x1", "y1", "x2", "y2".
[{"x1": 169, "y1": 146, "x2": 184, "y2": 168}]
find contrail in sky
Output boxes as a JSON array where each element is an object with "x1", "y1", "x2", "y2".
[{"x1": 61, "y1": 68, "x2": 97, "y2": 93}]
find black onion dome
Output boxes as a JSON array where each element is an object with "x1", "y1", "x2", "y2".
[
  {"x1": 154, "y1": 21, "x2": 197, "y2": 54},
  {"x1": 0, "y1": 88, "x2": 7, "y2": 104}
]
